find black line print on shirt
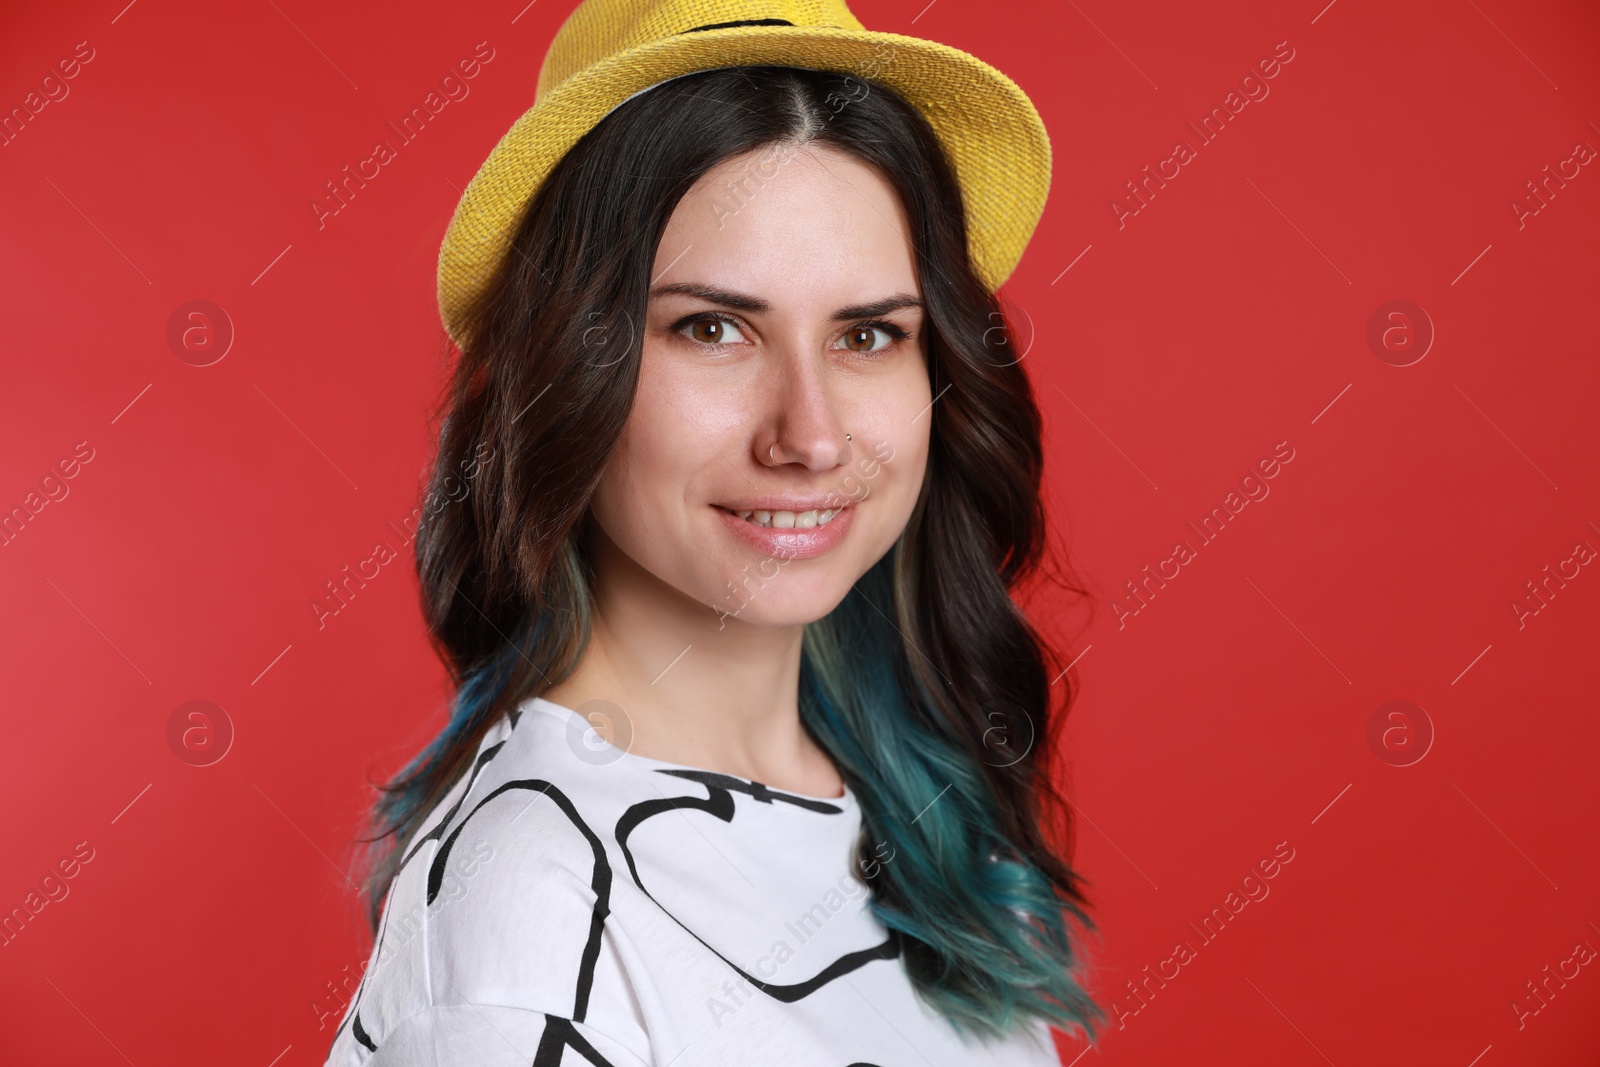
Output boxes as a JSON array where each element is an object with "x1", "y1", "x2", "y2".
[
  {"x1": 654, "y1": 767, "x2": 850, "y2": 815},
  {"x1": 328, "y1": 733, "x2": 512, "y2": 1053},
  {"x1": 345, "y1": 777, "x2": 614, "y2": 1058},
  {"x1": 533, "y1": 1014, "x2": 622, "y2": 1067},
  {"x1": 615, "y1": 770, "x2": 901, "y2": 1003},
  {"x1": 401, "y1": 739, "x2": 508, "y2": 867},
  {"x1": 429, "y1": 779, "x2": 614, "y2": 1020},
  {"x1": 328, "y1": 715, "x2": 890, "y2": 1061},
  {"x1": 339, "y1": 879, "x2": 392, "y2": 1052}
]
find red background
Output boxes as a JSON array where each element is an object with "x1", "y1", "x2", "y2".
[{"x1": 2, "y1": 0, "x2": 1597, "y2": 1063}]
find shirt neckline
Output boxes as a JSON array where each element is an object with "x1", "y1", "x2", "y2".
[{"x1": 524, "y1": 695, "x2": 856, "y2": 808}]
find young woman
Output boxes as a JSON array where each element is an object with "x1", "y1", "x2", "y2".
[{"x1": 326, "y1": 3, "x2": 1103, "y2": 1064}]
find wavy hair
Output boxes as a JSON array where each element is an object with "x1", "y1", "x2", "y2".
[{"x1": 353, "y1": 64, "x2": 1103, "y2": 1043}]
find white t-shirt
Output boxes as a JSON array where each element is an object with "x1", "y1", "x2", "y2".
[{"x1": 324, "y1": 696, "x2": 1064, "y2": 1066}]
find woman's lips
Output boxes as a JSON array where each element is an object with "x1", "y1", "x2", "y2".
[{"x1": 713, "y1": 504, "x2": 854, "y2": 560}]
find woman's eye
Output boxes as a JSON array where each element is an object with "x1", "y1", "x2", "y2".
[
  {"x1": 836, "y1": 324, "x2": 901, "y2": 353},
  {"x1": 683, "y1": 316, "x2": 747, "y2": 345}
]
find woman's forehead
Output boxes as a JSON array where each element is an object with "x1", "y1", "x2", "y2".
[{"x1": 650, "y1": 144, "x2": 919, "y2": 302}]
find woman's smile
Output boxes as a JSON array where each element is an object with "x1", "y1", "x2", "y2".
[{"x1": 713, "y1": 501, "x2": 856, "y2": 559}]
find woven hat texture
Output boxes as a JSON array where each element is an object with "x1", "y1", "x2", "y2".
[{"x1": 437, "y1": 0, "x2": 1051, "y2": 348}]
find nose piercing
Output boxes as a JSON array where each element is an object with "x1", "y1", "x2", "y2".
[{"x1": 768, "y1": 433, "x2": 850, "y2": 464}]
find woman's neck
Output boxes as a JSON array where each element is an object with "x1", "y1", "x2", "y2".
[{"x1": 539, "y1": 532, "x2": 846, "y2": 799}]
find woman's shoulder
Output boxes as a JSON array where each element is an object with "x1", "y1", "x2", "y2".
[
  {"x1": 328, "y1": 815, "x2": 635, "y2": 1034},
  {"x1": 325, "y1": 707, "x2": 653, "y2": 1063},
  {"x1": 325, "y1": 806, "x2": 649, "y2": 1063},
  {"x1": 381, "y1": 719, "x2": 628, "y2": 981}
]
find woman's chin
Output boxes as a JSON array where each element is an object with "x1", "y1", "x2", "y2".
[{"x1": 707, "y1": 576, "x2": 854, "y2": 630}]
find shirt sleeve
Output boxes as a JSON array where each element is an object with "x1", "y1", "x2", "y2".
[{"x1": 364, "y1": 1003, "x2": 652, "y2": 1067}]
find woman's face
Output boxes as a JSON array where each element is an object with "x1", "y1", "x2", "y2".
[{"x1": 587, "y1": 141, "x2": 933, "y2": 628}]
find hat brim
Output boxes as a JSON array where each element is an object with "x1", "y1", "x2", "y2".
[{"x1": 437, "y1": 25, "x2": 1051, "y2": 348}]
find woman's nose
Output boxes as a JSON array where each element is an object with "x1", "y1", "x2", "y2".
[{"x1": 758, "y1": 348, "x2": 852, "y2": 472}]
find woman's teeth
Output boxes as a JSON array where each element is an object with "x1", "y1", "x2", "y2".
[{"x1": 732, "y1": 507, "x2": 841, "y2": 529}]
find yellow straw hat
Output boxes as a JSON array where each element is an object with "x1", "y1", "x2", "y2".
[{"x1": 436, "y1": 0, "x2": 1051, "y2": 349}]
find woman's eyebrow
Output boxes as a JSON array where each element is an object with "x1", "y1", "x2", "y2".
[
  {"x1": 833, "y1": 294, "x2": 923, "y2": 320},
  {"x1": 649, "y1": 282, "x2": 923, "y2": 320},
  {"x1": 651, "y1": 282, "x2": 768, "y2": 312}
]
